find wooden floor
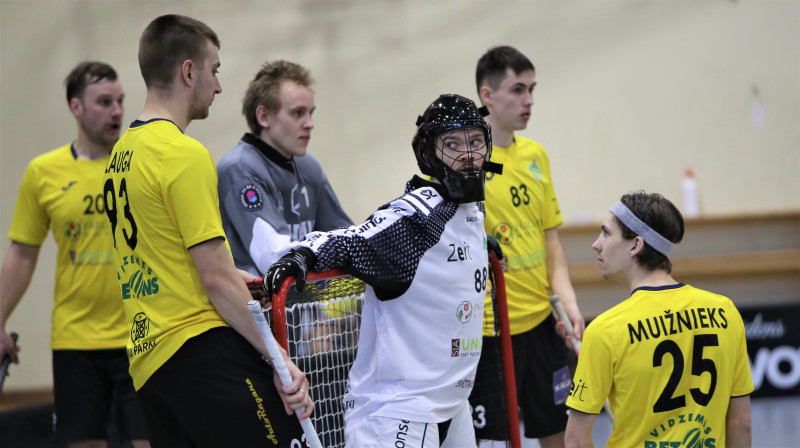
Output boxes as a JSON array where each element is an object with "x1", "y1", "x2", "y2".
[{"x1": 0, "y1": 389, "x2": 53, "y2": 412}]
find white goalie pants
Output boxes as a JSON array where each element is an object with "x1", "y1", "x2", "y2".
[{"x1": 344, "y1": 401, "x2": 475, "y2": 448}]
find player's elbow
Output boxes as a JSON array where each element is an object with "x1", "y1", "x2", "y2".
[
  {"x1": 725, "y1": 418, "x2": 752, "y2": 447},
  {"x1": 198, "y1": 271, "x2": 229, "y2": 301},
  {"x1": 725, "y1": 396, "x2": 752, "y2": 448}
]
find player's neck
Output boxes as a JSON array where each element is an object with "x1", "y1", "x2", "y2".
[
  {"x1": 73, "y1": 134, "x2": 112, "y2": 160},
  {"x1": 627, "y1": 267, "x2": 677, "y2": 292},
  {"x1": 486, "y1": 118, "x2": 515, "y2": 148},
  {"x1": 139, "y1": 92, "x2": 189, "y2": 132}
]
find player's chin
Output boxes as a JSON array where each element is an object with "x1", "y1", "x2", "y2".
[{"x1": 294, "y1": 144, "x2": 309, "y2": 157}]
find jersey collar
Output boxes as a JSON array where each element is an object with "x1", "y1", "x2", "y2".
[
  {"x1": 407, "y1": 175, "x2": 449, "y2": 198},
  {"x1": 130, "y1": 118, "x2": 183, "y2": 133},
  {"x1": 242, "y1": 133, "x2": 295, "y2": 174},
  {"x1": 631, "y1": 283, "x2": 686, "y2": 295}
]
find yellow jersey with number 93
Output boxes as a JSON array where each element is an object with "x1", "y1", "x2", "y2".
[{"x1": 103, "y1": 119, "x2": 229, "y2": 389}]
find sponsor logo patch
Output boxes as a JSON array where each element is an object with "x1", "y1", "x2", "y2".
[
  {"x1": 240, "y1": 184, "x2": 263, "y2": 210},
  {"x1": 456, "y1": 301, "x2": 473, "y2": 324},
  {"x1": 64, "y1": 221, "x2": 81, "y2": 241},
  {"x1": 492, "y1": 222, "x2": 513, "y2": 245}
]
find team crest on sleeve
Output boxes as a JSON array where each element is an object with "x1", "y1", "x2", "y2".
[{"x1": 240, "y1": 184, "x2": 263, "y2": 210}]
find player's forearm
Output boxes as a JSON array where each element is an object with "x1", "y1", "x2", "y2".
[
  {"x1": 545, "y1": 229, "x2": 585, "y2": 338},
  {"x1": 0, "y1": 243, "x2": 39, "y2": 329},
  {"x1": 726, "y1": 396, "x2": 752, "y2": 448},
  {"x1": 565, "y1": 410, "x2": 596, "y2": 448},
  {"x1": 190, "y1": 239, "x2": 271, "y2": 357},
  {"x1": 545, "y1": 231, "x2": 579, "y2": 310},
  {"x1": 206, "y1": 275, "x2": 271, "y2": 357}
]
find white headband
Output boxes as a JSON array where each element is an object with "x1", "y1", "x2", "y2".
[{"x1": 609, "y1": 201, "x2": 675, "y2": 256}]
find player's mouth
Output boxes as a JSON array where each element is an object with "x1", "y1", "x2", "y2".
[
  {"x1": 299, "y1": 135, "x2": 310, "y2": 143},
  {"x1": 521, "y1": 112, "x2": 531, "y2": 121}
]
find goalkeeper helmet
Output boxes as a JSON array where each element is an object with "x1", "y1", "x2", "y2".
[{"x1": 412, "y1": 94, "x2": 502, "y2": 203}]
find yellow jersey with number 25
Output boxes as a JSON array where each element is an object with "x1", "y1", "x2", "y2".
[{"x1": 567, "y1": 284, "x2": 754, "y2": 448}]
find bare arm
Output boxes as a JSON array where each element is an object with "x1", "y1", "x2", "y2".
[
  {"x1": 189, "y1": 238, "x2": 313, "y2": 418},
  {"x1": 0, "y1": 242, "x2": 40, "y2": 363},
  {"x1": 565, "y1": 409, "x2": 596, "y2": 448},
  {"x1": 726, "y1": 396, "x2": 752, "y2": 448},
  {"x1": 545, "y1": 228, "x2": 585, "y2": 340}
]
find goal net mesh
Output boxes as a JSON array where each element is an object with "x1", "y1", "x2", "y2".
[{"x1": 273, "y1": 275, "x2": 366, "y2": 448}]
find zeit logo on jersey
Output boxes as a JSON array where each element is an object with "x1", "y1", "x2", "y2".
[{"x1": 448, "y1": 241, "x2": 473, "y2": 262}]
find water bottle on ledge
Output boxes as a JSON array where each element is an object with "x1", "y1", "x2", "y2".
[{"x1": 682, "y1": 167, "x2": 699, "y2": 218}]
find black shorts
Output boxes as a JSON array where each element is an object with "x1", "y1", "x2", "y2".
[
  {"x1": 136, "y1": 326, "x2": 305, "y2": 448},
  {"x1": 52, "y1": 348, "x2": 149, "y2": 445},
  {"x1": 469, "y1": 315, "x2": 570, "y2": 440}
]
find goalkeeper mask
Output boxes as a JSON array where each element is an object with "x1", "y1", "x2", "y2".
[{"x1": 412, "y1": 94, "x2": 503, "y2": 203}]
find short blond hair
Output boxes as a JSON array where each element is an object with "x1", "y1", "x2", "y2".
[{"x1": 242, "y1": 60, "x2": 313, "y2": 134}]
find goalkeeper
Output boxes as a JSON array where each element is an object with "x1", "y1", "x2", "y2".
[{"x1": 265, "y1": 94, "x2": 503, "y2": 448}]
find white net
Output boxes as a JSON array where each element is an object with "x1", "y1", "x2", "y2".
[{"x1": 276, "y1": 275, "x2": 366, "y2": 448}]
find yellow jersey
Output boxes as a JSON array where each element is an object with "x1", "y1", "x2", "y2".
[
  {"x1": 104, "y1": 119, "x2": 229, "y2": 389},
  {"x1": 483, "y1": 136, "x2": 562, "y2": 335},
  {"x1": 9, "y1": 144, "x2": 127, "y2": 350},
  {"x1": 566, "y1": 284, "x2": 754, "y2": 447}
]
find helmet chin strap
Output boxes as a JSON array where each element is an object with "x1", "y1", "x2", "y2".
[
  {"x1": 485, "y1": 161, "x2": 503, "y2": 175},
  {"x1": 434, "y1": 162, "x2": 487, "y2": 204}
]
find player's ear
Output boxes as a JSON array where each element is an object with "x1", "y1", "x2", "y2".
[
  {"x1": 256, "y1": 104, "x2": 271, "y2": 129},
  {"x1": 479, "y1": 84, "x2": 493, "y2": 107},
  {"x1": 180, "y1": 60, "x2": 193, "y2": 86},
  {"x1": 69, "y1": 97, "x2": 83, "y2": 118},
  {"x1": 630, "y1": 236, "x2": 644, "y2": 257}
]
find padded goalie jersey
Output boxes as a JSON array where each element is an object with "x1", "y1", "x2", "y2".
[
  {"x1": 217, "y1": 134, "x2": 352, "y2": 275},
  {"x1": 298, "y1": 176, "x2": 488, "y2": 423}
]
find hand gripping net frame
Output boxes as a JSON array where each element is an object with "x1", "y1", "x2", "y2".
[{"x1": 270, "y1": 254, "x2": 520, "y2": 448}]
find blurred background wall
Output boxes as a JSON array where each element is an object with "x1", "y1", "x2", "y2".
[{"x1": 1, "y1": 0, "x2": 798, "y2": 389}]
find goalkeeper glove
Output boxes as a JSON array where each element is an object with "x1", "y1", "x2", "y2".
[{"x1": 263, "y1": 247, "x2": 316, "y2": 297}]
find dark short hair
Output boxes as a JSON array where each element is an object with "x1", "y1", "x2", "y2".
[
  {"x1": 615, "y1": 191, "x2": 685, "y2": 273},
  {"x1": 242, "y1": 60, "x2": 313, "y2": 135},
  {"x1": 64, "y1": 61, "x2": 118, "y2": 104},
  {"x1": 138, "y1": 14, "x2": 220, "y2": 91},
  {"x1": 475, "y1": 45, "x2": 535, "y2": 94}
]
